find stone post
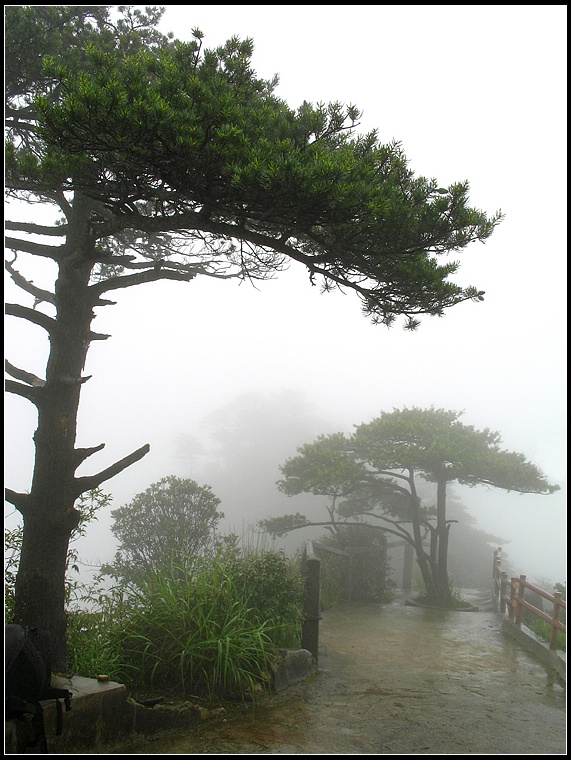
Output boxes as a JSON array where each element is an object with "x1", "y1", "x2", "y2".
[{"x1": 301, "y1": 542, "x2": 321, "y2": 665}]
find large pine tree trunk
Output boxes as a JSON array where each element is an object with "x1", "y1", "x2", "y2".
[
  {"x1": 409, "y1": 495, "x2": 436, "y2": 597},
  {"x1": 13, "y1": 201, "x2": 96, "y2": 670},
  {"x1": 435, "y1": 477, "x2": 451, "y2": 600},
  {"x1": 14, "y1": 506, "x2": 79, "y2": 670},
  {"x1": 8, "y1": 195, "x2": 151, "y2": 669}
]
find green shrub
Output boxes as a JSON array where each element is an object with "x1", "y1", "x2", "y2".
[
  {"x1": 316, "y1": 525, "x2": 395, "y2": 609},
  {"x1": 77, "y1": 549, "x2": 306, "y2": 700},
  {"x1": 9, "y1": 537, "x2": 305, "y2": 700},
  {"x1": 230, "y1": 550, "x2": 305, "y2": 648},
  {"x1": 114, "y1": 558, "x2": 278, "y2": 699}
]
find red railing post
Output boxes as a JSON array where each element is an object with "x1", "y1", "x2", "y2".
[
  {"x1": 491, "y1": 551, "x2": 566, "y2": 653},
  {"x1": 500, "y1": 572, "x2": 509, "y2": 614},
  {"x1": 550, "y1": 591, "x2": 563, "y2": 650},
  {"x1": 515, "y1": 575, "x2": 526, "y2": 626},
  {"x1": 493, "y1": 548, "x2": 502, "y2": 608},
  {"x1": 508, "y1": 577, "x2": 518, "y2": 621}
]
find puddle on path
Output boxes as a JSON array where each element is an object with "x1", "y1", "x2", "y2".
[{"x1": 111, "y1": 592, "x2": 566, "y2": 754}]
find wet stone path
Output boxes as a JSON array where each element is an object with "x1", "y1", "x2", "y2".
[{"x1": 112, "y1": 591, "x2": 566, "y2": 754}]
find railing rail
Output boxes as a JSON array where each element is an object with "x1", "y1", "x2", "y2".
[{"x1": 492, "y1": 547, "x2": 566, "y2": 651}]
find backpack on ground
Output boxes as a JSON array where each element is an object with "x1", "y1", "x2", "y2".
[{"x1": 5, "y1": 624, "x2": 73, "y2": 753}]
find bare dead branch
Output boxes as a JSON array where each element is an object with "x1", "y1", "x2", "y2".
[
  {"x1": 5, "y1": 259, "x2": 56, "y2": 305},
  {"x1": 93, "y1": 297, "x2": 117, "y2": 306},
  {"x1": 73, "y1": 443, "x2": 106, "y2": 468},
  {"x1": 58, "y1": 375, "x2": 93, "y2": 385},
  {"x1": 73, "y1": 443, "x2": 151, "y2": 496},
  {"x1": 5, "y1": 360, "x2": 45, "y2": 387},
  {"x1": 5, "y1": 236, "x2": 64, "y2": 261},
  {"x1": 5, "y1": 488, "x2": 30, "y2": 512},
  {"x1": 5, "y1": 219, "x2": 69, "y2": 236},
  {"x1": 5, "y1": 379, "x2": 42, "y2": 405},
  {"x1": 5, "y1": 303, "x2": 57, "y2": 333},
  {"x1": 89, "y1": 267, "x2": 196, "y2": 296}
]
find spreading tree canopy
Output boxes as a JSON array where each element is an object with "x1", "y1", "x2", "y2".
[
  {"x1": 262, "y1": 407, "x2": 559, "y2": 605},
  {"x1": 5, "y1": 5, "x2": 502, "y2": 665}
]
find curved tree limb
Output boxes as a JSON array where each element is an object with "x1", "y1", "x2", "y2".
[
  {"x1": 5, "y1": 219, "x2": 69, "y2": 236},
  {"x1": 5, "y1": 236, "x2": 64, "y2": 260},
  {"x1": 73, "y1": 443, "x2": 150, "y2": 497},
  {"x1": 5, "y1": 379, "x2": 42, "y2": 405},
  {"x1": 5, "y1": 303, "x2": 57, "y2": 333},
  {"x1": 5, "y1": 258, "x2": 56, "y2": 306},
  {"x1": 5, "y1": 360, "x2": 45, "y2": 387},
  {"x1": 119, "y1": 210, "x2": 390, "y2": 306}
]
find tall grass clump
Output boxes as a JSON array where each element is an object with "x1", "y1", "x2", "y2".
[
  {"x1": 108, "y1": 549, "x2": 305, "y2": 700},
  {"x1": 67, "y1": 608, "x2": 126, "y2": 679},
  {"x1": 66, "y1": 577, "x2": 138, "y2": 681}
]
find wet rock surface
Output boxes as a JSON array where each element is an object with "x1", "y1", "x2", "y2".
[{"x1": 112, "y1": 591, "x2": 566, "y2": 754}]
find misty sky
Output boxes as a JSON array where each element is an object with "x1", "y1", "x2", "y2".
[{"x1": 4, "y1": 5, "x2": 567, "y2": 584}]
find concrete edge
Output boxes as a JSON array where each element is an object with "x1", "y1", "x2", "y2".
[
  {"x1": 501, "y1": 619, "x2": 566, "y2": 682},
  {"x1": 5, "y1": 649, "x2": 319, "y2": 754}
]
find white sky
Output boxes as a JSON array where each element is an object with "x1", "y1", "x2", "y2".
[{"x1": 4, "y1": 5, "x2": 567, "y2": 584}]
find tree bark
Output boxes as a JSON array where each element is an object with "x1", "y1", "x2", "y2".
[
  {"x1": 8, "y1": 195, "x2": 149, "y2": 669},
  {"x1": 435, "y1": 477, "x2": 450, "y2": 599},
  {"x1": 409, "y1": 500, "x2": 435, "y2": 597}
]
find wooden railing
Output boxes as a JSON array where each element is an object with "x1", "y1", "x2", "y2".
[{"x1": 492, "y1": 547, "x2": 566, "y2": 651}]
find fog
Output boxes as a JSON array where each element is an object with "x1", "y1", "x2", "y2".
[{"x1": 4, "y1": 6, "x2": 566, "y2": 587}]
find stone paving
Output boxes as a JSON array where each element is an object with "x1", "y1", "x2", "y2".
[{"x1": 110, "y1": 591, "x2": 567, "y2": 755}]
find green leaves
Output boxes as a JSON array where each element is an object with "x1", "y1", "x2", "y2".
[
  {"x1": 277, "y1": 433, "x2": 364, "y2": 498},
  {"x1": 259, "y1": 513, "x2": 311, "y2": 537},
  {"x1": 352, "y1": 406, "x2": 560, "y2": 494},
  {"x1": 7, "y1": 8, "x2": 504, "y2": 328}
]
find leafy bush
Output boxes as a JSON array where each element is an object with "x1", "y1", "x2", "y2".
[
  {"x1": 108, "y1": 476, "x2": 225, "y2": 588},
  {"x1": 316, "y1": 525, "x2": 395, "y2": 609},
  {"x1": 67, "y1": 548, "x2": 305, "y2": 700},
  {"x1": 230, "y1": 550, "x2": 305, "y2": 648}
]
